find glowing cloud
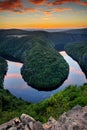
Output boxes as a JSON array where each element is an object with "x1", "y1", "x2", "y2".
[
  {"x1": 52, "y1": 7, "x2": 71, "y2": 12},
  {"x1": 28, "y1": 0, "x2": 47, "y2": 5},
  {"x1": 0, "y1": 0, "x2": 87, "y2": 29},
  {"x1": 0, "y1": 0, "x2": 23, "y2": 12},
  {"x1": 49, "y1": 0, "x2": 87, "y2": 6}
]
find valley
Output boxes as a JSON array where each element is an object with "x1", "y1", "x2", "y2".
[{"x1": 0, "y1": 28, "x2": 87, "y2": 125}]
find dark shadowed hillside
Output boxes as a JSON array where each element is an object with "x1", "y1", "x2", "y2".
[
  {"x1": 0, "y1": 28, "x2": 87, "y2": 125},
  {"x1": 0, "y1": 31, "x2": 69, "y2": 90},
  {"x1": 50, "y1": 28, "x2": 87, "y2": 51},
  {"x1": 0, "y1": 28, "x2": 87, "y2": 51},
  {"x1": 65, "y1": 42, "x2": 87, "y2": 78}
]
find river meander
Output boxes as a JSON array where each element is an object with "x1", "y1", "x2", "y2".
[{"x1": 4, "y1": 51, "x2": 87, "y2": 103}]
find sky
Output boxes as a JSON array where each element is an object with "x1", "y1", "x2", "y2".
[{"x1": 0, "y1": 0, "x2": 87, "y2": 29}]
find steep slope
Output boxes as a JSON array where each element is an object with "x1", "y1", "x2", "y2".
[
  {"x1": 1, "y1": 105, "x2": 87, "y2": 130},
  {"x1": 0, "y1": 84, "x2": 87, "y2": 124},
  {"x1": 0, "y1": 57, "x2": 7, "y2": 88},
  {"x1": 0, "y1": 33, "x2": 69, "y2": 90},
  {"x1": 0, "y1": 28, "x2": 87, "y2": 51},
  {"x1": 21, "y1": 38, "x2": 69, "y2": 90},
  {"x1": 65, "y1": 42, "x2": 87, "y2": 78},
  {"x1": 50, "y1": 29, "x2": 87, "y2": 51}
]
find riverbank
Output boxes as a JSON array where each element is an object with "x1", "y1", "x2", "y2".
[
  {"x1": 0, "y1": 57, "x2": 7, "y2": 89},
  {"x1": 65, "y1": 42, "x2": 87, "y2": 78},
  {"x1": 0, "y1": 35, "x2": 69, "y2": 90},
  {"x1": 4, "y1": 51, "x2": 87, "y2": 103},
  {"x1": 0, "y1": 54, "x2": 87, "y2": 125},
  {"x1": 0, "y1": 28, "x2": 87, "y2": 125}
]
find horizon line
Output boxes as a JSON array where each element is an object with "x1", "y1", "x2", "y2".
[{"x1": 0, "y1": 27, "x2": 87, "y2": 30}]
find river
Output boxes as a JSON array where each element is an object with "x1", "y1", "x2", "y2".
[{"x1": 4, "y1": 51, "x2": 87, "y2": 103}]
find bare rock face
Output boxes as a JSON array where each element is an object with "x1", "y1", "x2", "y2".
[
  {"x1": 43, "y1": 105, "x2": 87, "y2": 130},
  {"x1": 20, "y1": 113, "x2": 36, "y2": 124},
  {"x1": 0, "y1": 105, "x2": 87, "y2": 130},
  {"x1": 33, "y1": 121, "x2": 44, "y2": 130}
]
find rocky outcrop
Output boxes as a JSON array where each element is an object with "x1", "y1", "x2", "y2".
[
  {"x1": 43, "y1": 105, "x2": 87, "y2": 130},
  {"x1": 0, "y1": 105, "x2": 87, "y2": 130}
]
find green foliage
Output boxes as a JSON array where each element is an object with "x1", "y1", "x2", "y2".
[
  {"x1": 65, "y1": 42, "x2": 87, "y2": 77},
  {"x1": 0, "y1": 88, "x2": 31, "y2": 124},
  {"x1": 0, "y1": 34, "x2": 69, "y2": 90},
  {"x1": 0, "y1": 29, "x2": 87, "y2": 125},
  {"x1": 0, "y1": 84, "x2": 87, "y2": 124},
  {"x1": 26, "y1": 85, "x2": 87, "y2": 122},
  {"x1": 0, "y1": 57, "x2": 7, "y2": 88},
  {"x1": 21, "y1": 39, "x2": 69, "y2": 90}
]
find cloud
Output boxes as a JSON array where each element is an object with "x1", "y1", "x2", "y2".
[
  {"x1": 48, "y1": 0, "x2": 87, "y2": 6},
  {"x1": 78, "y1": 2, "x2": 87, "y2": 6},
  {"x1": 0, "y1": 0, "x2": 87, "y2": 13},
  {"x1": 0, "y1": 0, "x2": 37, "y2": 13},
  {"x1": 52, "y1": 7, "x2": 71, "y2": 12},
  {"x1": 40, "y1": 7, "x2": 71, "y2": 16},
  {"x1": 42, "y1": 17, "x2": 49, "y2": 20},
  {"x1": 48, "y1": 0, "x2": 79, "y2": 6},
  {"x1": 28, "y1": 0, "x2": 47, "y2": 5},
  {"x1": 43, "y1": 11, "x2": 51, "y2": 16},
  {"x1": 24, "y1": 8, "x2": 37, "y2": 12},
  {"x1": 0, "y1": 0, "x2": 24, "y2": 12}
]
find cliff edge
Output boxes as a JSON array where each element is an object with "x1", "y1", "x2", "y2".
[{"x1": 0, "y1": 105, "x2": 87, "y2": 130}]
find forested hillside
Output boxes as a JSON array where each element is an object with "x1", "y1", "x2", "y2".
[
  {"x1": 0, "y1": 28, "x2": 87, "y2": 51},
  {"x1": 0, "y1": 84, "x2": 87, "y2": 124},
  {"x1": 0, "y1": 28, "x2": 87, "y2": 125},
  {"x1": 65, "y1": 42, "x2": 87, "y2": 78},
  {"x1": 0, "y1": 57, "x2": 7, "y2": 88},
  {"x1": 0, "y1": 31, "x2": 69, "y2": 90}
]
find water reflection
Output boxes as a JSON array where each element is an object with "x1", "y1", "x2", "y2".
[{"x1": 4, "y1": 51, "x2": 87, "y2": 103}]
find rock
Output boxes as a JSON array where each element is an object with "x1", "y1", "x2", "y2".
[
  {"x1": 83, "y1": 112, "x2": 87, "y2": 120},
  {"x1": 16, "y1": 122, "x2": 25, "y2": 130},
  {"x1": 73, "y1": 125, "x2": 79, "y2": 130},
  {"x1": 13, "y1": 118, "x2": 20, "y2": 126},
  {"x1": 48, "y1": 117, "x2": 56, "y2": 125},
  {"x1": 43, "y1": 105, "x2": 87, "y2": 130},
  {"x1": 0, "y1": 106, "x2": 87, "y2": 130},
  {"x1": 28, "y1": 121, "x2": 34, "y2": 130},
  {"x1": 8, "y1": 126, "x2": 17, "y2": 130},
  {"x1": 25, "y1": 125, "x2": 29, "y2": 130},
  {"x1": 33, "y1": 121, "x2": 44, "y2": 130},
  {"x1": 72, "y1": 105, "x2": 82, "y2": 111},
  {"x1": 58, "y1": 113, "x2": 67, "y2": 123},
  {"x1": 0, "y1": 118, "x2": 15, "y2": 130},
  {"x1": 43, "y1": 124, "x2": 52, "y2": 130},
  {"x1": 43, "y1": 117, "x2": 57, "y2": 130},
  {"x1": 20, "y1": 114, "x2": 35, "y2": 124}
]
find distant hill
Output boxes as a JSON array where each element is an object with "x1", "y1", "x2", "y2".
[
  {"x1": 0, "y1": 29, "x2": 30, "y2": 36},
  {"x1": 64, "y1": 28, "x2": 87, "y2": 34}
]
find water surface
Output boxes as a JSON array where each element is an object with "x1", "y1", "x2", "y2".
[{"x1": 4, "y1": 51, "x2": 87, "y2": 103}]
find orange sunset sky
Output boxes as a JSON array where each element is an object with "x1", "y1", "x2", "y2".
[{"x1": 0, "y1": 0, "x2": 87, "y2": 29}]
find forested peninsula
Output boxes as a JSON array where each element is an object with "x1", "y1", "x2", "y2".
[
  {"x1": 0, "y1": 28, "x2": 87, "y2": 124},
  {"x1": 0, "y1": 30, "x2": 69, "y2": 90}
]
